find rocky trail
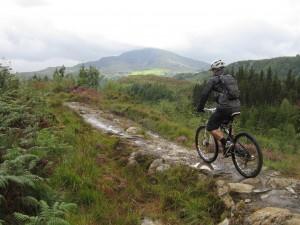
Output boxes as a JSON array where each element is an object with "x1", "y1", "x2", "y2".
[{"x1": 65, "y1": 102, "x2": 300, "y2": 225}]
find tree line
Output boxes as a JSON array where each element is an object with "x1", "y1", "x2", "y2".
[
  {"x1": 192, "y1": 66, "x2": 300, "y2": 107},
  {"x1": 32, "y1": 65, "x2": 104, "y2": 88}
]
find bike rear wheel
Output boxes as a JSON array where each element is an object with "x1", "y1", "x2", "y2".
[
  {"x1": 232, "y1": 132, "x2": 263, "y2": 178},
  {"x1": 195, "y1": 125, "x2": 219, "y2": 163}
]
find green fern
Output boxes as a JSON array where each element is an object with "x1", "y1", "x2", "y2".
[
  {"x1": 0, "y1": 152, "x2": 43, "y2": 189},
  {"x1": 0, "y1": 194, "x2": 5, "y2": 205},
  {"x1": 0, "y1": 176, "x2": 8, "y2": 189},
  {"x1": 20, "y1": 196, "x2": 40, "y2": 209},
  {"x1": 14, "y1": 200, "x2": 76, "y2": 225}
]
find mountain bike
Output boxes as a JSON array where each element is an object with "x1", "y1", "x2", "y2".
[{"x1": 195, "y1": 108, "x2": 263, "y2": 178}]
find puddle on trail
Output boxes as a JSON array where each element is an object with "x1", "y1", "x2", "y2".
[{"x1": 85, "y1": 116, "x2": 124, "y2": 135}]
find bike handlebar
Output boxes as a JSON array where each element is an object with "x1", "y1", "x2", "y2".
[{"x1": 204, "y1": 107, "x2": 216, "y2": 113}]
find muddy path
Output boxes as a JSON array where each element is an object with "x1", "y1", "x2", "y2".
[{"x1": 65, "y1": 102, "x2": 300, "y2": 222}]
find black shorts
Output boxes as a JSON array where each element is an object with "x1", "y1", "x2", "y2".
[{"x1": 206, "y1": 108, "x2": 239, "y2": 131}]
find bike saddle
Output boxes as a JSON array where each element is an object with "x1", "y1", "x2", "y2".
[
  {"x1": 231, "y1": 112, "x2": 240, "y2": 120},
  {"x1": 221, "y1": 112, "x2": 240, "y2": 125}
]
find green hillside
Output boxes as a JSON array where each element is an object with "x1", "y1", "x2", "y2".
[
  {"x1": 228, "y1": 55, "x2": 300, "y2": 77},
  {"x1": 173, "y1": 71, "x2": 211, "y2": 82}
]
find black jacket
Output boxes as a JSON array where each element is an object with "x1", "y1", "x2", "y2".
[{"x1": 198, "y1": 74, "x2": 241, "y2": 110}]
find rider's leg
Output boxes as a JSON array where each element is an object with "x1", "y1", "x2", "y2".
[
  {"x1": 207, "y1": 110, "x2": 231, "y2": 151},
  {"x1": 207, "y1": 111, "x2": 226, "y2": 145},
  {"x1": 210, "y1": 129, "x2": 227, "y2": 146},
  {"x1": 210, "y1": 129, "x2": 224, "y2": 140}
]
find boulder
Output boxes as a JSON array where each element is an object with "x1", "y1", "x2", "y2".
[
  {"x1": 216, "y1": 180, "x2": 230, "y2": 196},
  {"x1": 286, "y1": 218, "x2": 300, "y2": 225},
  {"x1": 198, "y1": 164, "x2": 213, "y2": 175},
  {"x1": 267, "y1": 177, "x2": 299, "y2": 189},
  {"x1": 126, "y1": 126, "x2": 142, "y2": 135},
  {"x1": 175, "y1": 135, "x2": 188, "y2": 143},
  {"x1": 218, "y1": 218, "x2": 229, "y2": 225},
  {"x1": 222, "y1": 194, "x2": 235, "y2": 209},
  {"x1": 244, "y1": 198, "x2": 251, "y2": 203},
  {"x1": 228, "y1": 183, "x2": 254, "y2": 193},
  {"x1": 148, "y1": 158, "x2": 170, "y2": 174},
  {"x1": 156, "y1": 164, "x2": 171, "y2": 172},
  {"x1": 141, "y1": 217, "x2": 163, "y2": 225},
  {"x1": 215, "y1": 180, "x2": 235, "y2": 209},
  {"x1": 241, "y1": 177, "x2": 261, "y2": 185},
  {"x1": 127, "y1": 152, "x2": 138, "y2": 166},
  {"x1": 246, "y1": 207, "x2": 292, "y2": 225}
]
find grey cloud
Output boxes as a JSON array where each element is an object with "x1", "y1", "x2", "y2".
[
  {"x1": 3, "y1": 22, "x2": 300, "y2": 72},
  {"x1": 1, "y1": 27, "x2": 134, "y2": 71},
  {"x1": 177, "y1": 24, "x2": 300, "y2": 64},
  {"x1": 12, "y1": 0, "x2": 48, "y2": 7}
]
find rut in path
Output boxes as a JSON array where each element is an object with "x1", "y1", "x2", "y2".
[{"x1": 65, "y1": 102, "x2": 300, "y2": 214}]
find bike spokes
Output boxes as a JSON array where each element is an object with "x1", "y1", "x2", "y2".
[
  {"x1": 195, "y1": 126, "x2": 219, "y2": 163},
  {"x1": 232, "y1": 133, "x2": 263, "y2": 178}
]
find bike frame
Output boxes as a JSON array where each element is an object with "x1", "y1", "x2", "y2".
[{"x1": 204, "y1": 107, "x2": 235, "y2": 142}]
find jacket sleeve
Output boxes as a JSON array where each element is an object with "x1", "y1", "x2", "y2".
[{"x1": 197, "y1": 78, "x2": 215, "y2": 110}]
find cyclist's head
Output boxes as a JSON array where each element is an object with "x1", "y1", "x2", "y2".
[{"x1": 210, "y1": 59, "x2": 226, "y2": 75}]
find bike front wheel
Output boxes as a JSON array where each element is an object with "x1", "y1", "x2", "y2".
[
  {"x1": 195, "y1": 125, "x2": 219, "y2": 163},
  {"x1": 232, "y1": 132, "x2": 263, "y2": 178}
]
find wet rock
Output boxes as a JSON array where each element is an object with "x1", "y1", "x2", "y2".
[
  {"x1": 253, "y1": 188, "x2": 271, "y2": 194},
  {"x1": 222, "y1": 194, "x2": 235, "y2": 209},
  {"x1": 228, "y1": 183, "x2": 254, "y2": 193},
  {"x1": 286, "y1": 215, "x2": 300, "y2": 225},
  {"x1": 79, "y1": 109, "x2": 86, "y2": 114},
  {"x1": 286, "y1": 186, "x2": 296, "y2": 195},
  {"x1": 192, "y1": 162, "x2": 201, "y2": 168},
  {"x1": 246, "y1": 207, "x2": 292, "y2": 225},
  {"x1": 218, "y1": 218, "x2": 229, "y2": 225},
  {"x1": 245, "y1": 198, "x2": 251, "y2": 203},
  {"x1": 260, "y1": 193, "x2": 270, "y2": 200},
  {"x1": 258, "y1": 189, "x2": 300, "y2": 210},
  {"x1": 198, "y1": 164, "x2": 213, "y2": 175},
  {"x1": 270, "y1": 171, "x2": 281, "y2": 177},
  {"x1": 215, "y1": 180, "x2": 235, "y2": 209},
  {"x1": 175, "y1": 135, "x2": 188, "y2": 143},
  {"x1": 231, "y1": 200, "x2": 246, "y2": 225},
  {"x1": 141, "y1": 217, "x2": 163, "y2": 225},
  {"x1": 216, "y1": 180, "x2": 230, "y2": 196},
  {"x1": 126, "y1": 126, "x2": 141, "y2": 135},
  {"x1": 127, "y1": 153, "x2": 138, "y2": 166},
  {"x1": 267, "y1": 177, "x2": 299, "y2": 189},
  {"x1": 242, "y1": 177, "x2": 261, "y2": 185},
  {"x1": 156, "y1": 164, "x2": 171, "y2": 172},
  {"x1": 148, "y1": 158, "x2": 170, "y2": 174}
]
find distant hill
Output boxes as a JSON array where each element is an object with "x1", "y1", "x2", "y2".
[
  {"x1": 19, "y1": 48, "x2": 209, "y2": 78},
  {"x1": 173, "y1": 71, "x2": 211, "y2": 82},
  {"x1": 227, "y1": 55, "x2": 300, "y2": 77},
  {"x1": 173, "y1": 54, "x2": 300, "y2": 82}
]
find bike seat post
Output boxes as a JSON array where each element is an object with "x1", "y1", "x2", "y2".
[{"x1": 229, "y1": 112, "x2": 240, "y2": 137}]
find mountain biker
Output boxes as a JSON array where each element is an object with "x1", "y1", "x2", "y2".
[{"x1": 196, "y1": 59, "x2": 240, "y2": 156}]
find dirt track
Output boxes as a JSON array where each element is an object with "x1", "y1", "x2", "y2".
[{"x1": 65, "y1": 102, "x2": 300, "y2": 216}]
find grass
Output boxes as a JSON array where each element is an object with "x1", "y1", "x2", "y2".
[
  {"x1": 92, "y1": 76, "x2": 300, "y2": 178},
  {"x1": 44, "y1": 90, "x2": 227, "y2": 225},
  {"x1": 27, "y1": 77, "x2": 298, "y2": 225}
]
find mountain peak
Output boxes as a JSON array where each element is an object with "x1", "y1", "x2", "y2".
[{"x1": 20, "y1": 48, "x2": 209, "y2": 77}]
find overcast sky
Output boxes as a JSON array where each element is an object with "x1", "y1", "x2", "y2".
[{"x1": 1, "y1": 0, "x2": 300, "y2": 72}]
